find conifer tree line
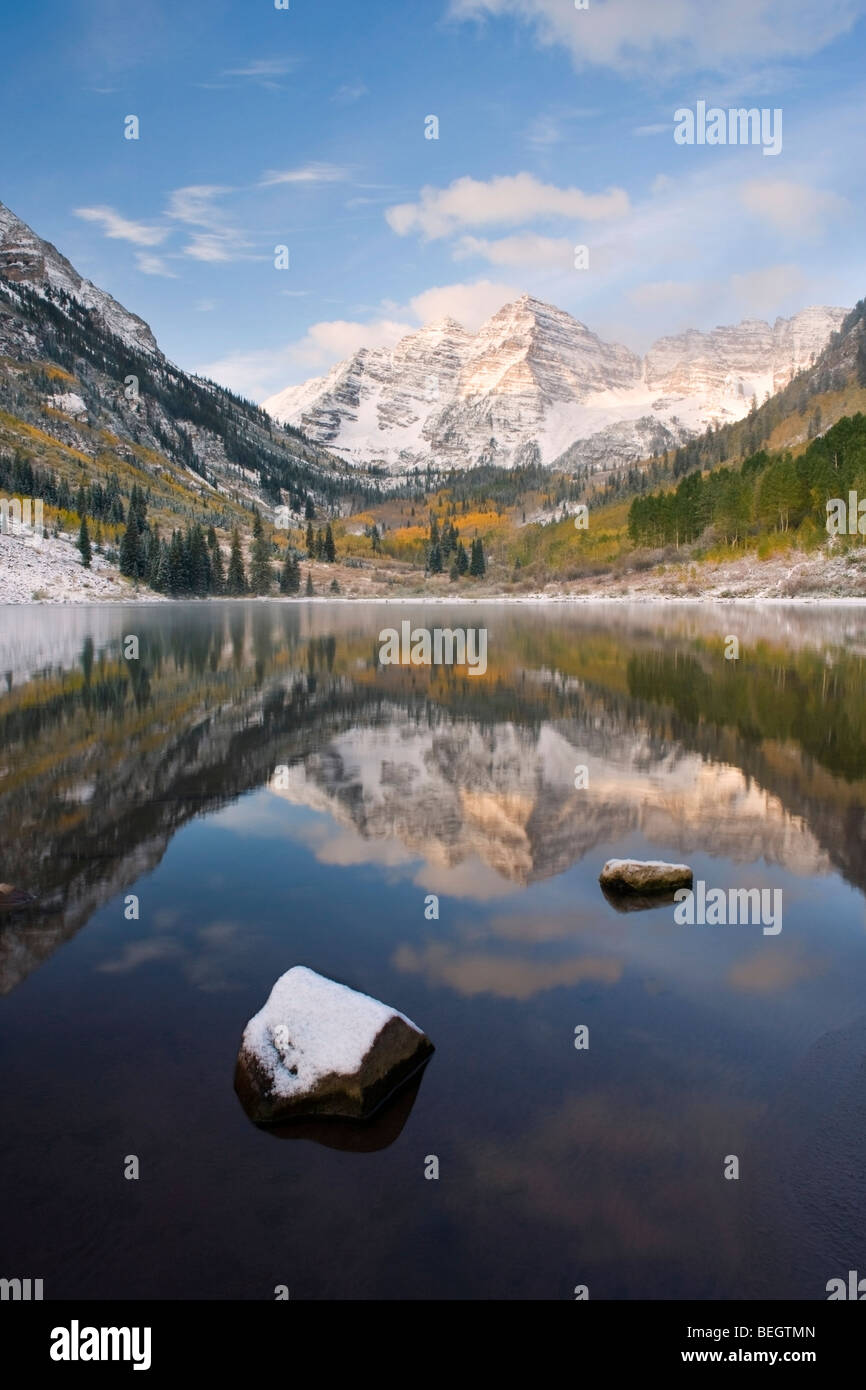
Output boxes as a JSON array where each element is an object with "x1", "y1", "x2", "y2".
[
  {"x1": 114, "y1": 488, "x2": 309, "y2": 596},
  {"x1": 0, "y1": 450, "x2": 126, "y2": 523},
  {"x1": 304, "y1": 521, "x2": 337, "y2": 561},
  {"x1": 628, "y1": 413, "x2": 866, "y2": 548},
  {"x1": 424, "y1": 512, "x2": 485, "y2": 577}
]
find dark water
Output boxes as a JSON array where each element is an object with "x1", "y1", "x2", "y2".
[{"x1": 1, "y1": 600, "x2": 865, "y2": 1300}]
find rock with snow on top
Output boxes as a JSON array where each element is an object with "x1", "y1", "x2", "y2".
[{"x1": 234, "y1": 966, "x2": 433, "y2": 1123}]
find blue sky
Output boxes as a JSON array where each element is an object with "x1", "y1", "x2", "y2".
[{"x1": 2, "y1": 0, "x2": 865, "y2": 400}]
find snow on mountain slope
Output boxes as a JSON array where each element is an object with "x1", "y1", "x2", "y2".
[
  {"x1": 0, "y1": 200, "x2": 159, "y2": 357},
  {"x1": 264, "y1": 295, "x2": 848, "y2": 475}
]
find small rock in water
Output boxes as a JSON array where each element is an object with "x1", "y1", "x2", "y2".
[
  {"x1": 0, "y1": 884, "x2": 38, "y2": 914},
  {"x1": 599, "y1": 859, "x2": 693, "y2": 895},
  {"x1": 234, "y1": 966, "x2": 434, "y2": 1124}
]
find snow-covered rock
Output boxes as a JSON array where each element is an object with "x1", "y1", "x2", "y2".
[
  {"x1": 47, "y1": 391, "x2": 87, "y2": 417},
  {"x1": 599, "y1": 858, "x2": 693, "y2": 894},
  {"x1": 234, "y1": 966, "x2": 433, "y2": 1123},
  {"x1": 263, "y1": 295, "x2": 847, "y2": 475}
]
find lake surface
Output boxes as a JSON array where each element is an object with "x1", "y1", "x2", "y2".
[{"x1": 1, "y1": 600, "x2": 865, "y2": 1300}]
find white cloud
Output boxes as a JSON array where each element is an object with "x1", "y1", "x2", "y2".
[
  {"x1": 134, "y1": 252, "x2": 177, "y2": 277},
  {"x1": 729, "y1": 264, "x2": 809, "y2": 313},
  {"x1": 633, "y1": 123, "x2": 670, "y2": 136},
  {"x1": 260, "y1": 163, "x2": 348, "y2": 187},
  {"x1": 197, "y1": 318, "x2": 413, "y2": 400},
  {"x1": 182, "y1": 230, "x2": 255, "y2": 263},
  {"x1": 222, "y1": 58, "x2": 298, "y2": 79},
  {"x1": 195, "y1": 347, "x2": 298, "y2": 402},
  {"x1": 739, "y1": 179, "x2": 850, "y2": 238},
  {"x1": 333, "y1": 81, "x2": 368, "y2": 103},
  {"x1": 163, "y1": 185, "x2": 255, "y2": 263},
  {"x1": 295, "y1": 317, "x2": 414, "y2": 364},
  {"x1": 74, "y1": 205, "x2": 168, "y2": 246},
  {"x1": 524, "y1": 113, "x2": 562, "y2": 147},
  {"x1": 448, "y1": 0, "x2": 863, "y2": 80},
  {"x1": 408, "y1": 280, "x2": 521, "y2": 329},
  {"x1": 386, "y1": 172, "x2": 629, "y2": 239},
  {"x1": 628, "y1": 280, "x2": 711, "y2": 312},
  {"x1": 454, "y1": 233, "x2": 575, "y2": 268},
  {"x1": 198, "y1": 281, "x2": 522, "y2": 398},
  {"x1": 165, "y1": 185, "x2": 234, "y2": 225}
]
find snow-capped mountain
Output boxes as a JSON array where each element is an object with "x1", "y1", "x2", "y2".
[
  {"x1": 0, "y1": 200, "x2": 160, "y2": 357},
  {"x1": 263, "y1": 295, "x2": 848, "y2": 474},
  {"x1": 0, "y1": 198, "x2": 350, "y2": 516}
]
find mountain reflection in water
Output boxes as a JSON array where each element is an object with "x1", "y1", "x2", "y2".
[{"x1": 0, "y1": 601, "x2": 864, "y2": 1299}]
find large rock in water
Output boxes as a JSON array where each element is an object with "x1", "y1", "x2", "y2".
[
  {"x1": 234, "y1": 967, "x2": 434, "y2": 1124},
  {"x1": 599, "y1": 859, "x2": 692, "y2": 895}
]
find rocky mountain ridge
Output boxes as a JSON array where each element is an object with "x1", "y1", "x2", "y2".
[{"x1": 264, "y1": 295, "x2": 848, "y2": 475}]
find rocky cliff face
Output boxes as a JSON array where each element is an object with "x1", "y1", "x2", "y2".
[
  {"x1": 644, "y1": 307, "x2": 844, "y2": 397},
  {"x1": 264, "y1": 295, "x2": 848, "y2": 475},
  {"x1": 0, "y1": 201, "x2": 160, "y2": 357}
]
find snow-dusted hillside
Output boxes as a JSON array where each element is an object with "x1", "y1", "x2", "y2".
[
  {"x1": 263, "y1": 294, "x2": 848, "y2": 475},
  {"x1": 0, "y1": 201, "x2": 160, "y2": 358}
]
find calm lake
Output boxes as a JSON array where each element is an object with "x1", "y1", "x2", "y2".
[{"x1": 1, "y1": 600, "x2": 865, "y2": 1300}]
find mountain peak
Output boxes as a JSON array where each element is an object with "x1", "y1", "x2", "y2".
[
  {"x1": 263, "y1": 291, "x2": 850, "y2": 475},
  {"x1": 0, "y1": 198, "x2": 160, "y2": 358}
]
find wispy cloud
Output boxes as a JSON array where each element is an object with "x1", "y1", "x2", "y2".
[
  {"x1": 221, "y1": 57, "x2": 299, "y2": 86},
  {"x1": 454, "y1": 232, "x2": 574, "y2": 268},
  {"x1": 259, "y1": 163, "x2": 349, "y2": 188},
  {"x1": 386, "y1": 172, "x2": 630, "y2": 239},
  {"x1": 163, "y1": 185, "x2": 256, "y2": 263},
  {"x1": 739, "y1": 179, "x2": 850, "y2": 239},
  {"x1": 165, "y1": 185, "x2": 234, "y2": 225},
  {"x1": 332, "y1": 81, "x2": 368, "y2": 103},
  {"x1": 448, "y1": 0, "x2": 864, "y2": 82},
  {"x1": 182, "y1": 230, "x2": 256, "y2": 263},
  {"x1": 134, "y1": 251, "x2": 177, "y2": 277},
  {"x1": 74, "y1": 205, "x2": 168, "y2": 246}
]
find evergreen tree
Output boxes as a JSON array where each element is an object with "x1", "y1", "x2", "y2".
[
  {"x1": 469, "y1": 537, "x2": 486, "y2": 576},
  {"x1": 77, "y1": 515, "x2": 92, "y2": 568},
  {"x1": 456, "y1": 540, "x2": 469, "y2": 575},
  {"x1": 249, "y1": 512, "x2": 273, "y2": 594},
  {"x1": 314, "y1": 527, "x2": 325, "y2": 559},
  {"x1": 188, "y1": 523, "x2": 212, "y2": 595},
  {"x1": 155, "y1": 541, "x2": 171, "y2": 593},
  {"x1": 168, "y1": 530, "x2": 186, "y2": 595},
  {"x1": 305, "y1": 570, "x2": 314, "y2": 596},
  {"x1": 324, "y1": 523, "x2": 336, "y2": 562},
  {"x1": 428, "y1": 542, "x2": 443, "y2": 574},
  {"x1": 280, "y1": 550, "x2": 301, "y2": 594},
  {"x1": 207, "y1": 528, "x2": 225, "y2": 594},
  {"x1": 119, "y1": 514, "x2": 142, "y2": 577},
  {"x1": 304, "y1": 496, "x2": 316, "y2": 520},
  {"x1": 305, "y1": 521, "x2": 315, "y2": 556},
  {"x1": 226, "y1": 527, "x2": 246, "y2": 595},
  {"x1": 329, "y1": 577, "x2": 340, "y2": 593},
  {"x1": 148, "y1": 524, "x2": 162, "y2": 589}
]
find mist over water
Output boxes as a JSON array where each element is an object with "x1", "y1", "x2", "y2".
[{"x1": 1, "y1": 601, "x2": 865, "y2": 1299}]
